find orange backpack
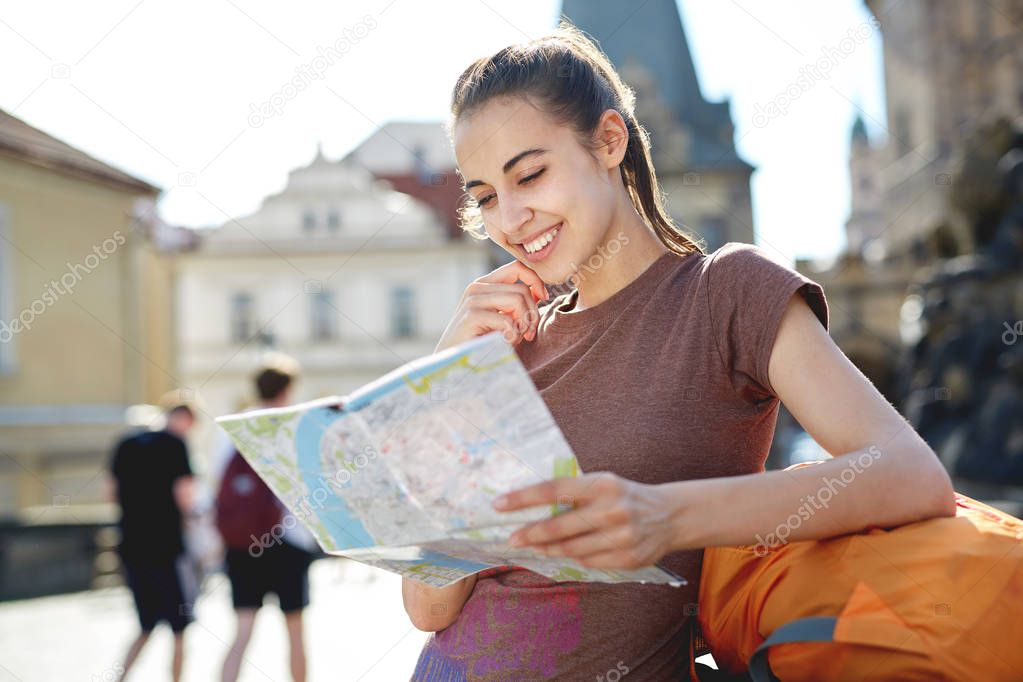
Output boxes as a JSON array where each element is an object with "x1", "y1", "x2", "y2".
[{"x1": 697, "y1": 462, "x2": 1023, "y2": 681}]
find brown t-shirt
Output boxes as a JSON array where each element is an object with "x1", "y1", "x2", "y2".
[{"x1": 413, "y1": 243, "x2": 829, "y2": 681}]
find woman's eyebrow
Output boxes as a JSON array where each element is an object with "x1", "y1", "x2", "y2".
[{"x1": 463, "y1": 147, "x2": 549, "y2": 190}]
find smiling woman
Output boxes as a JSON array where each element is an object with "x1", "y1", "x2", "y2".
[{"x1": 404, "y1": 19, "x2": 954, "y2": 682}]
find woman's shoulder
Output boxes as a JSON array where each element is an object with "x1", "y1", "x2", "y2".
[
  {"x1": 703, "y1": 240, "x2": 829, "y2": 330},
  {"x1": 701, "y1": 241, "x2": 812, "y2": 290},
  {"x1": 708, "y1": 241, "x2": 782, "y2": 269}
]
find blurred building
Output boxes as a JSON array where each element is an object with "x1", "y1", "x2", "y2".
[
  {"x1": 562, "y1": 0, "x2": 756, "y2": 250},
  {"x1": 799, "y1": 1, "x2": 1023, "y2": 483},
  {"x1": 342, "y1": 120, "x2": 509, "y2": 267},
  {"x1": 0, "y1": 108, "x2": 196, "y2": 597},
  {"x1": 175, "y1": 134, "x2": 490, "y2": 440},
  {"x1": 863, "y1": 0, "x2": 1023, "y2": 256},
  {"x1": 0, "y1": 108, "x2": 186, "y2": 516}
]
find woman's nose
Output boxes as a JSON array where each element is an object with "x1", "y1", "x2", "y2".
[{"x1": 498, "y1": 197, "x2": 533, "y2": 238}]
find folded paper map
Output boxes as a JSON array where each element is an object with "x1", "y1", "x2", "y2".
[{"x1": 215, "y1": 331, "x2": 684, "y2": 587}]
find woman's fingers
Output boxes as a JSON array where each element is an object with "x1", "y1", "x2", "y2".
[
  {"x1": 479, "y1": 259, "x2": 549, "y2": 303},
  {"x1": 464, "y1": 309, "x2": 523, "y2": 345},
  {"x1": 572, "y1": 549, "x2": 651, "y2": 570},
  {"x1": 435, "y1": 260, "x2": 550, "y2": 353},
  {"x1": 508, "y1": 503, "x2": 610, "y2": 547},
  {"x1": 465, "y1": 285, "x2": 540, "y2": 339},
  {"x1": 494, "y1": 473, "x2": 618, "y2": 512},
  {"x1": 538, "y1": 525, "x2": 639, "y2": 559}
]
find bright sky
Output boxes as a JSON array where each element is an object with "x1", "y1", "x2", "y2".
[{"x1": 1, "y1": 0, "x2": 885, "y2": 262}]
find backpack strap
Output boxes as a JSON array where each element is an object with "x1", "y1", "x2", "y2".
[{"x1": 748, "y1": 616, "x2": 837, "y2": 682}]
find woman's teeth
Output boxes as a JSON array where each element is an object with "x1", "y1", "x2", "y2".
[{"x1": 523, "y1": 227, "x2": 558, "y2": 254}]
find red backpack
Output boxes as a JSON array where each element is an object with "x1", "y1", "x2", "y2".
[{"x1": 215, "y1": 451, "x2": 282, "y2": 551}]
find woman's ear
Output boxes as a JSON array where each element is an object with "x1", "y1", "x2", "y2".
[{"x1": 595, "y1": 108, "x2": 630, "y2": 169}]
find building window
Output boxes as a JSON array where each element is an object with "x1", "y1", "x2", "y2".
[
  {"x1": 412, "y1": 145, "x2": 432, "y2": 185},
  {"x1": 230, "y1": 293, "x2": 255, "y2": 342},
  {"x1": 310, "y1": 290, "x2": 337, "y2": 341},
  {"x1": 327, "y1": 209, "x2": 341, "y2": 232},
  {"x1": 894, "y1": 109, "x2": 912, "y2": 157},
  {"x1": 0, "y1": 203, "x2": 14, "y2": 374},
  {"x1": 390, "y1": 286, "x2": 416, "y2": 339},
  {"x1": 302, "y1": 210, "x2": 316, "y2": 232}
]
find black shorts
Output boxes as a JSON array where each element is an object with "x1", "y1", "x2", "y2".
[
  {"x1": 122, "y1": 554, "x2": 196, "y2": 633},
  {"x1": 225, "y1": 541, "x2": 312, "y2": 613}
]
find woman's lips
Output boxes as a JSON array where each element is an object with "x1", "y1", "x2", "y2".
[{"x1": 520, "y1": 223, "x2": 562, "y2": 264}]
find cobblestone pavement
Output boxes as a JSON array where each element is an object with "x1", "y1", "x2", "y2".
[{"x1": 0, "y1": 558, "x2": 429, "y2": 682}]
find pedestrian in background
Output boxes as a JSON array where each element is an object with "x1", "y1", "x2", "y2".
[
  {"x1": 217, "y1": 354, "x2": 318, "y2": 682},
  {"x1": 107, "y1": 390, "x2": 198, "y2": 682}
]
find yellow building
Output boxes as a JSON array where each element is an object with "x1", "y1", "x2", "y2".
[{"x1": 0, "y1": 108, "x2": 178, "y2": 515}]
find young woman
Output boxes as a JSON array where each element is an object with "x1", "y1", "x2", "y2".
[{"x1": 403, "y1": 23, "x2": 955, "y2": 681}]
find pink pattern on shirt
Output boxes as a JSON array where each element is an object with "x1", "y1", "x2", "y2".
[{"x1": 433, "y1": 574, "x2": 584, "y2": 678}]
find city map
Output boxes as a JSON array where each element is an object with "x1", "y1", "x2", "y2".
[{"x1": 216, "y1": 331, "x2": 684, "y2": 587}]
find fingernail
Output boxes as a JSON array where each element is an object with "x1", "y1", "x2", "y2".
[
  {"x1": 508, "y1": 533, "x2": 523, "y2": 547},
  {"x1": 493, "y1": 495, "x2": 508, "y2": 510}
]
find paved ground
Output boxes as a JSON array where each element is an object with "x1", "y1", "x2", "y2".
[{"x1": 0, "y1": 558, "x2": 430, "y2": 682}]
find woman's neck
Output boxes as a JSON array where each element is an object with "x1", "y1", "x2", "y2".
[{"x1": 572, "y1": 213, "x2": 669, "y2": 312}]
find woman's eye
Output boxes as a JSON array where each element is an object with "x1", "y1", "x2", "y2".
[
  {"x1": 475, "y1": 169, "x2": 544, "y2": 209},
  {"x1": 520, "y1": 169, "x2": 545, "y2": 185}
]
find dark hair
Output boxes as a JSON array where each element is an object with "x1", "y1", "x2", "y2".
[
  {"x1": 254, "y1": 353, "x2": 300, "y2": 401},
  {"x1": 448, "y1": 20, "x2": 704, "y2": 256},
  {"x1": 167, "y1": 404, "x2": 194, "y2": 420}
]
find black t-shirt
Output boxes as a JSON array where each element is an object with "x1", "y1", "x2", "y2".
[{"x1": 109, "y1": 429, "x2": 193, "y2": 563}]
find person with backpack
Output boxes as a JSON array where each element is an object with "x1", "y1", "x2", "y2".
[
  {"x1": 107, "y1": 391, "x2": 198, "y2": 682},
  {"x1": 403, "y1": 22, "x2": 961, "y2": 681},
  {"x1": 216, "y1": 354, "x2": 318, "y2": 682}
]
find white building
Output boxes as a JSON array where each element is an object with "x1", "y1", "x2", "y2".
[{"x1": 175, "y1": 141, "x2": 490, "y2": 441}]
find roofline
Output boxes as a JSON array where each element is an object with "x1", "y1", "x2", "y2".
[
  {"x1": 0, "y1": 109, "x2": 161, "y2": 195},
  {"x1": 0, "y1": 147, "x2": 161, "y2": 195}
]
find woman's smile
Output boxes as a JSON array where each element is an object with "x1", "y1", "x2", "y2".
[{"x1": 519, "y1": 221, "x2": 562, "y2": 263}]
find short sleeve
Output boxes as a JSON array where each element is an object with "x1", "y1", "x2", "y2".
[
  {"x1": 706, "y1": 242, "x2": 829, "y2": 401},
  {"x1": 166, "y1": 434, "x2": 193, "y2": 480}
]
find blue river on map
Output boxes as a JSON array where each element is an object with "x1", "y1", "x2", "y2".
[{"x1": 295, "y1": 406, "x2": 376, "y2": 549}]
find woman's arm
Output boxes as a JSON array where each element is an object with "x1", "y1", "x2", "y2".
[
  {"x1": 672, "y1": 292, "x2": 956, "y2": 549},
  {"x1": 402, "y1": 574, "x2": 477, "y2": 632},
  {"x1": 496, "y1": 294, "x2": 956, "y2": 568}
]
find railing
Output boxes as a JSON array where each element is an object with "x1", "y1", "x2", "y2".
[{"x1": 0, "y1": 503, "x2": 121, "y2": 601}]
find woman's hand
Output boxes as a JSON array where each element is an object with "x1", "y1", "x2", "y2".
[
  {"x1": 435, "y1": 260, "x2": 549, "y2": 353},
  {"x1": 493, "y1": 472, "x2": 684, "y2": 570}
]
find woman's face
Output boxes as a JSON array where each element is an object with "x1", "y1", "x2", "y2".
[{"x1": 453, "y1": 95, "x2": 623, "y2": 285}]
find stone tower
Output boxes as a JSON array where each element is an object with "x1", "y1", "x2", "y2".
[{"x1": 845, "y1": 114, "x2": 884, "y2": 255}]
